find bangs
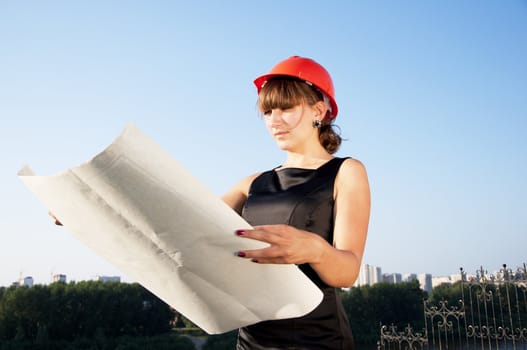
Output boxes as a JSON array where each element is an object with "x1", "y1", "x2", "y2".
[{"x1": 257, "y1": 78, "x2": 322, "y2": 113}]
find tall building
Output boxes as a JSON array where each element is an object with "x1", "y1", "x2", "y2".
[
  {"x1": 19, "y1": 276, "x2": 33, "y2": 287},
  {"x1": 355, "y1": 264, "x2": 382, "y2": 286},
  {"x1": 373, "y1": 266, "x2": 382, "y2": 284},
  {"x1": 52, "y1": 274, "x2": 67, "y2": 283},
  {"x1": 403, "y1": 273, "x2": 417, "y2": 282},
  {"x1": 418, "y1": 273, "x2": 432, "y2": 293},
  {"x1": 97, "y1": 276, "x2": 121, "y2": 283},
  {"x1": 384, "y1": 273, "x2": 402, "y2": 284},
  {"x1": 432, "y1": 275, "x2": 452, "y2": 289}
]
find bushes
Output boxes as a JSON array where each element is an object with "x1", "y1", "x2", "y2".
[
  {"x1": 0, "y1": 333, "x2": 196, "y2": 350},
  {"x1": 0, "y1": 281, "x2": 175, "y2": 342},
  {"x1": 341, "y1": 280, "x2": 425, "y2": 344}
]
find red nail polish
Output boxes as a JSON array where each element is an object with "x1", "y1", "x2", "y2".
[
  {"x1": 237, "y1": 251, "x2": 246, "y2": 257},
  {"x1": 235, "y1": 229, "x2": 245, "y2": 236}
]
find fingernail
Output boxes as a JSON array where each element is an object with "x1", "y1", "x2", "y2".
[
  {"x1": 235, "y1": 229, "x2": 245, "y2": 236},
  {"x1": 237, "y1": 251, "x2": 246, "y2": 257}
]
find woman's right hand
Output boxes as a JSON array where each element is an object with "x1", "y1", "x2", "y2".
[{"x1": 48, "y1": 211, "x2": 63, "y2": 226}]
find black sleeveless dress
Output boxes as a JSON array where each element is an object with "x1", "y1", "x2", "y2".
[{"x1": 237, "y1": 157, "x2": 355, "y2": 350}]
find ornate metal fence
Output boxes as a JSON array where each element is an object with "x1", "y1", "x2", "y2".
[{"x1": 378, "y1": 264, "x2": 527, "y2": 350}]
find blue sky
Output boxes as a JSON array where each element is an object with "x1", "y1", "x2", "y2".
[{"x1": 1, "y1": 1, "x2": 526, "y2": 286}]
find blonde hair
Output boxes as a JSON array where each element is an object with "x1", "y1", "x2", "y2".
[{"x1": 257, "y1": 78, "x2": 342, "y2": 154}]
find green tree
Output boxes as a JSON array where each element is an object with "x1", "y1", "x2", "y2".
[
  {"x1": 428, "y1": 281, "x2": 463, "y2": 307},
  {"x1": 0, "y1": 281, "x2": 175, "y2": 342},
  {"x1": 0, "y1": 284, "x2": 61, "y2": 340},
  {"x1": 35, "y1": 323, "x2": 50, "y2": 350},
  {"x1": 341, "y1": 280, "x2": 425, "y2": 344}
]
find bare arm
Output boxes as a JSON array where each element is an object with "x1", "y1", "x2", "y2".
[
  {"x1": 221, "y1": 172, "x2": 261, "y2": 214},
  {"x1": 310, "y1": 158, "x2": 371, "y2": 287}
]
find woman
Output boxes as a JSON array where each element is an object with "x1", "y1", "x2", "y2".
[{"x1": 222, "y1": 56, "x2": 371, "y2": 349}]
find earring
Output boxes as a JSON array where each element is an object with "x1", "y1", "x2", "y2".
[{"x1": 312, "y1": 119, "x2": 322, "y2": 128}]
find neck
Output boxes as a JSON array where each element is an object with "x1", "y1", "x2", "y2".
[{"x1": 282, "y1": 150, "x2": 333, "y2": 169}]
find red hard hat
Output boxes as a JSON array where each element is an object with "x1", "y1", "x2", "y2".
[{"x1": 254, "y1": 56, "x2": 338, "y2": 119}]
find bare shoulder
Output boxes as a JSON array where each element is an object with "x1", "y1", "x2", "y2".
[
  {"x1": 335, "y1": 158, "x2": 369, "y2": 192},
  {"x1": 339, "y1": 158, "x2": 368, "y2": 179},
  {"x1": 237, "y1": 172, "x2": 262, "y2": 195}
]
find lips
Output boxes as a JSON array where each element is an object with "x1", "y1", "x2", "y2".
[{"x1": 273, "y1": 131, "x2": 289, "y2": 137}]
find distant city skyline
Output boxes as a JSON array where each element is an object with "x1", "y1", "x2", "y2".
[
  {"x1": 354, "y1": 262, "x2": 527, "y2": 293},
  {"x1": 7, "y1": 263, "x2": 522, "y2": 292}
]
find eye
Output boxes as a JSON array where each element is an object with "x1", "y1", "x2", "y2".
[{"x1": 263, "y1": 110, "x2": 271, "y2": 116}]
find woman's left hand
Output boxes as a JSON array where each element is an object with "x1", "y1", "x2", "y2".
[{"x1": 235, "y1": 224, "x2": 327, "y2": 265}]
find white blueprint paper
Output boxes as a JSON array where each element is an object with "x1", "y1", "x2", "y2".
[{"x1": 17, "y1": 124, "x2": 323, "y2": 334}]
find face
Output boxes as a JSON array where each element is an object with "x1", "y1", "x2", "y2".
[{"x1": 262, "y1": 103, "x2": 319, "y2": 152}]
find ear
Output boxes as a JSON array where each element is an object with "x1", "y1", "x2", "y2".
[{"x1": 312, "y1": 101, "x2": 328, "y2": 120}]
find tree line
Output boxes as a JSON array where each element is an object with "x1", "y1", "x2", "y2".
[
  {"x1": 0, "y1": 279, "x2": 446, "y2": 349},
  {"x1": 0, "y1": 281, "x2": 194, "y2": 349}
]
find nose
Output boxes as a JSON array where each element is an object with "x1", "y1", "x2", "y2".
[{"x1": 266, "y1": 109, "x2": 284, "y2": 126}]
